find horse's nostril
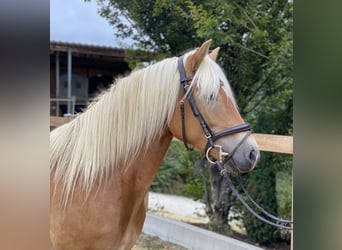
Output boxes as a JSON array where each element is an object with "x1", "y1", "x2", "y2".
[{"x1": 249, "y1": 149, "x2": 256, "y2": 162}]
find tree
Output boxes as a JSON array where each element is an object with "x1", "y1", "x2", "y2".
[
  {"x1": 89, "y1": 0, "x2": 292, "y2": 115},
  {"x1": 85, "y1": 0, "x2": 200, "y2": 52},
  {"x1": 89, "y1": 0, "x2": 293, "y2": 244}
]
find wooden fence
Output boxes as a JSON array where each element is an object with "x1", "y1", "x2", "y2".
[{"x1": 50, "y1": 116, "x2": 293, "y2": 154}]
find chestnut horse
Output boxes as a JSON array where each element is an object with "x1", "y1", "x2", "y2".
[{"x1": 50, "y1": 40, "x2": 260, "y2": 249}]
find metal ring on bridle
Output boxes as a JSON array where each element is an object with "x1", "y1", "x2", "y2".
[{"x1": 205, "y1": 144, "x2": 230, "y2": 164}]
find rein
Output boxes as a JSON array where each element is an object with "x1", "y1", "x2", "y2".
[
  {"x1": 214, "y1": 160, "x2": 293, "y2": 230},
  {"x1": 177, "y1": 56, "x2": 293, "y2": 230}
]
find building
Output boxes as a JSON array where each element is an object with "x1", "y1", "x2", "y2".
[{"x1": 50, "y1": 41, "x2": 141, "y2": 116}]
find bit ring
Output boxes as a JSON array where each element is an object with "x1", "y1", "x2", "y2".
[{"x1": 206, "y1": 145, "x2": 230, "y2": 164}]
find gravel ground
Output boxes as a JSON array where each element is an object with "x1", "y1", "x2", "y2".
[
  {"x1": 148, "y1": 192, "x2": 209, "y2": 223},
  {"x1": 147, "y1": 192, "x2": 245, "y2": 234}
]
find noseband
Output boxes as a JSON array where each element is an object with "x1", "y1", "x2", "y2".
[
  {"x1": 177, "y1": 56, "x2": 293, "y2": 230},
  {"x1": 177, "y1": 56, "x2": 252, "y2": 166}
]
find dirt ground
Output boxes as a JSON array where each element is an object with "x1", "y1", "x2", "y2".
[
  {"x1": 133, "y1": 229, "x2": 289, "y2": 250},
  {"x1": 133, "y1": 233, "x2": 188, "y2": 250}
]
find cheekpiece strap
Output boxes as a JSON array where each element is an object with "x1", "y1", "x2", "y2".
[{"x1": 178, "y1": 56, "x2": 192, "y2": 83}]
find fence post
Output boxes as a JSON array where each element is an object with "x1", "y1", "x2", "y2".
[{"x1": 291, "y1": 169, "x2": 293, "y2": 250}]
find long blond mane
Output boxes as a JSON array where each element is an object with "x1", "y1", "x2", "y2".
[{"x1": 50, "y1": 50, "x2": 235, "y2": 206}]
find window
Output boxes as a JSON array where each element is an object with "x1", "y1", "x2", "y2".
[{"x1": 59, "y1": 74, "x2": 89, "y2": 100}]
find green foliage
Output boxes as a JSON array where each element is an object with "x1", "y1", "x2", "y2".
[
  {"x1": 92, "y1": 0, "x2": 293, "y2": 122},
  {"x1": 89, "y1": 0, "x2": 200, "y2": 52},
  {"x1": 150, "y1": 141, "x2": 183, "y2": 193},
  {"x1": 241, "y1": 109, "x2": 292, "y2": 244},
  {"x1": 242, "y1": 152, "x2": 278, "y2": 244},
  {"x1": 242, "y1": 152, "x2": 292, "y2": 244},
  {"x1": 151, "y1": 141, "x2": 204, "y2": 199},
  {"x1": 208, "y1": 218, "x2": 221, "y2": 232},
  {"x1": 181, "y1": 181, "x2": 203, "y2": 200},
  {"x1": 276, "y1": 170, "x2": 292, "y2": 220},
  {"x1": 150, "y1": 158, "x2": 180, "y2": 193},
  {"x1": 124, "y1": 49, "x2": 166, "y2": 70}
]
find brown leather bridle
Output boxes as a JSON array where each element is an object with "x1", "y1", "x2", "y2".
[
  {"x1": 177, "y1": 55, "x2": 293, "y2": 230},
  {"x1": 178, "y1": 55, "x2": 252, "y2": 167}
]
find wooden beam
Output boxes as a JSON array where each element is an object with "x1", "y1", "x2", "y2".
[
  {"x1": 253, "y1": 133, "x2": 293, "y2": 154},
  {"x1": 50, "y1": 116, "x2": 73, "y2": 128},
  {"x1": 49, "y1": 117, "x2": 293, "y2": 154}
]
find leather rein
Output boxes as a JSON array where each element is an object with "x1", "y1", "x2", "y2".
[{"x1": 177, "y1": 56, "x2": 293, "y2": 230}]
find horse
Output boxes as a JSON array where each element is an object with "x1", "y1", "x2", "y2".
[{"x1": 50, "y1": 39, "x2": 260, "y2": 250}]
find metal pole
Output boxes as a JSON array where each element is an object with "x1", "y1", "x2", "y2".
[
  {"x1": 67, "y1": 48, "x2": 72, "y2": 114},
  {"x1": 55, "y1": 51, "x2": 60, "y2": 116},
  {"x1": 71, "y1": 96, "x2": 75, "y2": 116}
]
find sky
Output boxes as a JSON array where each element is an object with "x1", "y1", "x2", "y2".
[{"x1": 50, "y1": 0, "x2": 132, "y2": 47}]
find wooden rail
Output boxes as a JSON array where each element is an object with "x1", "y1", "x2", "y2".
[
  {"x1": 50, "y1": 116, "x2": 74, "y2": 127},
  {"x1": 253, "y1": 133, "x2": 293, "y2": 154},
  {"x1": 50, "y1": 116, "x2": 293, "y2": 154}
]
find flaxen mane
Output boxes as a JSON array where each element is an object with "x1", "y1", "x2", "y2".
[{"x1": 50, "y1": 50, "x2": 235, "y2": 207}]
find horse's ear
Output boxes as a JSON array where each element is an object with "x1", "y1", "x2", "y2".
[
  {"x1": 209, "y1": 47, "x2": 220, "y2": 61},
  {"x1": 186, "y1": 39, "x2": 212, "y2": 75}
]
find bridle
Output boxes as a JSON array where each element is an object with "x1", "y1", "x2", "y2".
[
  {"x1": 178, "y1": 56, "x2": 252, "y2": 166},
  {"x1": 177, "y1": 56, "x2": 293, "y2": 230}
]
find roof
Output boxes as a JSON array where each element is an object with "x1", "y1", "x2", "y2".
[{"x1": 50, "y1": 41, "x2": 125, "y2": 60}]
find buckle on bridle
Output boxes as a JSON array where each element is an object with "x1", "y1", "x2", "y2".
[{"x1": 206, "y1": 145, "x2": 230, "y2": 164}]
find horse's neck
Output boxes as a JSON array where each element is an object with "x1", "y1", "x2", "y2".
[
  {"x1": 120, "y1": 130, "x2": 174, "y2": 195},
  {"x1": 109, "y1": 130, "x2": 173, "y2": 245}
]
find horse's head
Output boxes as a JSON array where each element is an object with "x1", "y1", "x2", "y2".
[{"x1": 169, "y1": 39, "x2": 260, "y2": 173}]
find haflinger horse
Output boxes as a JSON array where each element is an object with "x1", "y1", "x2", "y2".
[{"x1": 50, "y1": 39, "x2": 260, "y2": 250}]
